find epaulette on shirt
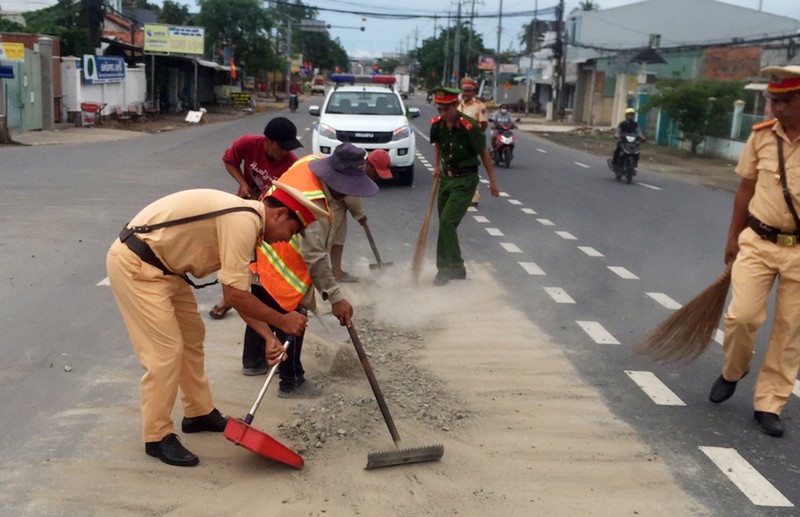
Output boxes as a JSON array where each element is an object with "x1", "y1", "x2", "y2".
[
  {"x1": 429, "y1": 115, "x2": 441, "y2": 125},
  {"x1": 752, "y1": 119, "x2": 777, "y2": 131},
  {"x1": 457, "y1": 116, "x2": 474, "y2": 130}
]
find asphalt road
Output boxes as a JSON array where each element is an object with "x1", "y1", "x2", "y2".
[{"x1": 1, "y1": 94, "x2": 798, "y2": 515}]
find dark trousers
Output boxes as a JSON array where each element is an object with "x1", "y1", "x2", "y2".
[
  {"x1": 436, "y1": 173, "x2": 479, "y2": 277},
  {"x1": 242, "y1": 283, "x2": 305, "y2": 389}
]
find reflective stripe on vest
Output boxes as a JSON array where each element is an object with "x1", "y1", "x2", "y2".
[{"x1": 254, "y1": 157, "x2": 328, "y2": 311}]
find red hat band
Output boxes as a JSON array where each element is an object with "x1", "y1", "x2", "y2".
[
  {"x1": 767, "y1": 77, "x2": 800, "y2": 94},
  {"x1": 434, "y1": 92, "x2": 459, "y2": 104},
  {"x1": 270, "y1": 188, "x2": 314, "y2": 227}
]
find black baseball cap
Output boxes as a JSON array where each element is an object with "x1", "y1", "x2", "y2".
[{"x1": 263, "y1": 117, "x2": 303, "y2": 151}]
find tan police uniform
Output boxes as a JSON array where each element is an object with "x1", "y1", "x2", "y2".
[
  {"x1": 459, "y1": 93, "x2": 488, "y2": 206},
  {"x1": 106, "y1": 189, "x2": 264, "y2": 442},
  {"x1": 723, "y1": 118, "x2": 800, "y2": 414}
]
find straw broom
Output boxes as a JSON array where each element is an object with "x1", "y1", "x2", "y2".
[
  {"x1": 411, "y1": 175, "x2": 440, "y2": 283},
  {"x1": 634, "y1": 263, "x2": 732, "y2": 363}
]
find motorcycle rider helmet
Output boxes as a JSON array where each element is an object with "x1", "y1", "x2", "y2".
[{"x1": 625, "y1": 108, "x2": 636, "y2": 114}]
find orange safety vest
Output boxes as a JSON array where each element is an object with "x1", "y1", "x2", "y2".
[{"x1": 250, "y1": 155, "x2": 329, "y2": 311}]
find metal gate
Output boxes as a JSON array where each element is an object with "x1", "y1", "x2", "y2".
[{"x1": 4, "y1": 47, "x2": 42, "y2": 133}]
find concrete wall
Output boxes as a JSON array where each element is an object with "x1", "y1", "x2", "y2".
[
  {"x1": 702, "y1": 136, "x2": 746, "y2": 162},
  {"x1": 60, "y1": 57, "x2": 146, "y2": 120}
]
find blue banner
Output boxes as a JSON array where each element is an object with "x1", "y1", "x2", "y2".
[{"x1": 82, "y1": 55, "x2": 125, "y2": 84}]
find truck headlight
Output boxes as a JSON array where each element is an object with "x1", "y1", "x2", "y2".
[
  {"x1": 318, "y1": 123, "x2": 337, "y2": 140},
  {"x1": 392, "y1": 126, "x2": 410, "y2": 141}
]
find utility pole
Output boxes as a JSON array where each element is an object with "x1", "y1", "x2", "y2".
[
  {"x1": 466, "y1": 0, "x2": 478, "y2": 78},
  {"x1": 492, "y1": 0, "x2": 503, "y2": 103},
  {"x1": 452, "y1": 2, "x2": 462, "y2": 84},
  {"x1": 285, "y1": 19, "x2": 292, "y2": 96},
  {"x1": 442, "y1": 11, "x2": 451, "y2": 86},
  {"x1": 551, "y1": 0, "x2": 564, "y2": 120},
  {"x1": 526, "y1": 0, "x2": 538, "y2": 113}
]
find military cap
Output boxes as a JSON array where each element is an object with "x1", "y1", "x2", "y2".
[
  {"x1": 460, "y1": 77, "x2": 478, "y2": 90},
  {"x1": 762, "y1": 65, "x2": 800, "y2": 99},
  {"x1": 430, "y1": 87, "x2": 461, "y2": 105}
]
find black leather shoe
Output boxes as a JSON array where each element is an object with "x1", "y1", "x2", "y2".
[
  {"x1": 145, "y1": 433, "x2": 199, "y2": 467},
  {"x1": 432, "y1": 273, "x2": 450, "y2": 286},
  {"x1": 181, "y1": 408, "x2": 228, "y2": 433},
  {"x1": 754, "y1": 411, "x2": 784, "y2": 437},
  {"x1": 708, "y1": 369, "x2": 749, "y2": 404}
]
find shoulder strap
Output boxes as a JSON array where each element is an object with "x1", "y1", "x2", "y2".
[
  {"x1": 776, "y1": 136, "x2": 800, "y2": 231},
  {"x1": 127, "y1": 206, "x2": 260, "y2": 233}
]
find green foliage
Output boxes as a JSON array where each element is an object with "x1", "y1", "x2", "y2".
[
  {"x1": 644, "y1": 79, "x2": 746, "y2": 153},
  {"x1": 159, "y1": 0, "x2": 192, "y2": 25},
  {"x1": 0, "y1": 17, "x2": 27, "y2": 32},
  {"x1": 415, "y1": 24, "x2": 487, "y2": 89},
  {"x1": 375, "y1": 58, "x2": 399, "y2": 74},
  {"x1": 23, "y1": 0, "x2": 92, "y2": 57},
  {"x1": 580, "y1": 1, "x2": 600, "y2": 10}
]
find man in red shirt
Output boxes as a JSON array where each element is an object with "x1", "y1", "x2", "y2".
[{"x1": 210, "y1": 117, "x2": 302, "y2": 319}]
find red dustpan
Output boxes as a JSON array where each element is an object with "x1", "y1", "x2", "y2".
[{"x1": 224, "y1": 339, "x2": 304, "y2": 469}]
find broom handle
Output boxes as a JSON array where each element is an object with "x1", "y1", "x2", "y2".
[
  {"x1": 244, "y1": 338, "x2": 291, "y2": 425},
  {"x1": 412, "y1": 175, "x2": 440, "y2": 282},
  {"x1": 362, "y1": 220, "x2": 383, "y2": 266},
  {"x1": 347, "y1": 325, "x2": 402, "y2": 445}
]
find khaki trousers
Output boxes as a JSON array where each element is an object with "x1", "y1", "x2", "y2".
[
  {"x1": 106, "y1": 240, "x2": 214, "y2": 442},
  {"x1": 723, "y1": 228, "x2": 800, "y2": 414}
]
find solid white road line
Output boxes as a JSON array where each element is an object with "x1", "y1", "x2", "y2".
[
  {"x1": 537, "y1": 218, "x2": 555, "y2": 226},
  {"x1": 519, "y1": 262, "x2": 546, "y2": 275},
  {"x1": 521, "y1": 208, "x2": 538, "y2": 215},
  {"x1": 578, "y1": 246, "x2": 604, "y2": 257},
  {"x1": 624, "y1": 371, "x2": 686, "y2": 406},
  {"x1": 555, "y1": 231, "x2": 577, "y2": 240},
  {"x1": 638, "y1": 182, "x2": 662, "y2": 190},
  {"x1": 473, "y1": 215, "x2": 489, "y2": 223},
  {"x1": 699, "y1": 446, "x2": 793, "y2": 507},
  {"x1": 500, "y1": 242, "x2": 522, "y2": 253},
  {"x1": 486, "y1": 227, "x2": 504, "y2": 236},
  {"x1": 543, "y1": 287, "x2": 575, "y2": 304},
  {"x1": 646, "y1": 292, "x2": 682, "y2": 310},
  {"x1": 576, "y1": 321, "x2": 620, "y2": 345},
  {"x1": 97, "y1": 277, "x2": 110, "y2": 286},
  {"x1": 608, "y1": 266, "x2": 639, "y2": 279},
  {"x1": 536, "y1": 148, "x2": 547, "y2": 153},
  {"x1": 508, "y1": 199, "x2": 523, "y2": 205},
  {"x1": 575, "y1": 162, "x2": 590, "y2": 168}
]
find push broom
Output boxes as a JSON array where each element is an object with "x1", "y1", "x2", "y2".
[
  {"x1": 635, "y1": 264, "x2": 732, "y2": 363},
  {"x1": 347, "y1": 324, "x2": 444, "y2": 469}
]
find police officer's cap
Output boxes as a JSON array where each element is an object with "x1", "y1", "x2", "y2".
[
  {"x1": 762, "y1": 65, "x2": 800, "y2": 100},
  {"x1": 430, "y1": 87, "x2": 461, "y2": 105}
]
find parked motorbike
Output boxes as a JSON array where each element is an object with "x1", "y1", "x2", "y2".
[
  {"x1": 289, "y1": 94, "x2": 298, "y2": 113},
  {"x1": 490, "y1": 121, "x2": 516, "y2": 168},
  {"x1": 607, "y1": 133, "x2": 642, "y2": 184}
]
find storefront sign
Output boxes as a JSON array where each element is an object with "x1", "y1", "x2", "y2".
[
  {"x1": 82, "y1": 55, "x2": 125, "y2": 84},
  {"x1": 230, "y1": 92, "x2": 252, "y2": 109},
  {"x1": 144, "y1": 24, "x2": 205, "y2": 55},
  {"x1": 0, "y1": 42, "x2": 24, "y2": 61}
]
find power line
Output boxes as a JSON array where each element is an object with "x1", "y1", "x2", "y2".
[{"x1": 269, "y1": 0, "x2": 557, "y2": 20}]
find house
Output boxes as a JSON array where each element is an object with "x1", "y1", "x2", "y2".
[{"x1": 564, "y1": 0, "x2": 800, "y2": 127}]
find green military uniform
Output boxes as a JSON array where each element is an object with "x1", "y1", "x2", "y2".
[{"x1": 430, "y1": 110, "x2": 485, "y2": 279}]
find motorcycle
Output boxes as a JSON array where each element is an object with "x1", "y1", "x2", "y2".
[
  {"x1": 426, "y1": 92, "x2": 433, "y2": 103},
  {"x1": 490, "y1": 121, "x2": 516, "y2": 168},
  {"x1": 607, "y1": 133, "x2": 642, "y2": 184},
  {"x1": 289, "y1": 94, "x2": 298, "y2": 113}
]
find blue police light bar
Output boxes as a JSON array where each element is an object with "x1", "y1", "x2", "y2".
[
  {"x1": 330, "y1": 74, "x2": 395, "y2": 85},
  {"x1": 0, "y1": 66, "x2": 13, "y2": 79}
]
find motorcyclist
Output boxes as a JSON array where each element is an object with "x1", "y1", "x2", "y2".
[
  {"x1": 612, "y1": 108, "x2": 646, "y2": 171},
  {"x1": 491, "y1": 104, "x2": 515, "y2": 150}
]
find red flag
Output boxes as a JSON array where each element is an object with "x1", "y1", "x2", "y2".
[{"x1": 230, "y1": 56, "x2": 237, "y2": 79}]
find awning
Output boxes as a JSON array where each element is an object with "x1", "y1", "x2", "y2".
[
  {"x1": 744, "y1": 82, "x2": 767, "y2": 91},
  {"x1": 196, "y1": 58, "x2": 230, "y2": 72}
]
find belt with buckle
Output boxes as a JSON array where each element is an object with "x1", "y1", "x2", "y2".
[
  {"x1": 445, "y1": 166, "x2": 478, "y2": 178},
  {"x1": 747, "y1": 215, "x2": 800, "y2": 247}
]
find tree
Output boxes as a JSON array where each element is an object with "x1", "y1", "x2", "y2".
[
  {"x1": 23, "y1": 0, "x2": 92, "y2": 57},
  {"x1": 580, "y1": 1, "x2": 600, "y2": 10},
  {"x1": 415, "y1": 23, "x2": 487, "y2": 89},
  {"x1": 159, "y1": 0, "x2": 192, "y2": 25},
  {"x1": 519, "y1": 19, "x2": 555, "y2": 54},
  {"x1": 0, "y1": 17, "x2": 26, "y2": 32},
  {"x1": 644, "y1": 79, "x2": 745, "y2": 153}
]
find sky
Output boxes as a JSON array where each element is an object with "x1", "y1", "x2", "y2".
[{"x1": 3, "y1": 0, "x2": 800, "y2": 58}]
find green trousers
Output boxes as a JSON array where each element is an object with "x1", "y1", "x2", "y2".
[{"x1": 436, "y1": 173, "x2": 479, "y2": 277}]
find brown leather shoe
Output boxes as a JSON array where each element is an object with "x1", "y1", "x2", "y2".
[{"x1": 145, "y1": 433, "x2": 199, "y2": 467}]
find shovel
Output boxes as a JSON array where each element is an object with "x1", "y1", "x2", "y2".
[
  {"x1": 363, "y1": 220, "x2": 393, "y2": 270},
  {"x1": 224, "y1": 338, "x2": 304, "y2": 469},
  {"x1": 347, "y1": 324, "x2": 444, "y2": 469}
]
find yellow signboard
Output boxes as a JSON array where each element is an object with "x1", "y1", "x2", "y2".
[
  {"x1": 0, "y1": 42, "x2": 25, "y2": 61},
  {"x1": 143, "y1": 24, "x2": 205, "y2": 55}
]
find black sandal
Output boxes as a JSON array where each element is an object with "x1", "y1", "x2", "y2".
[{"x1": 209, "y1": 304, "x2": 232, "y2": 320}]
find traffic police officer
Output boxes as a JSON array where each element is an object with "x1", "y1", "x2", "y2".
[
  {"x1": 710, "y1": 65, "x2": 800, "y2": 438},
  {"x1": 429, "y1": 86, "x2": 499, "y2": 285},
  {"x1": 458, "y1": 77, "x2": 488, "y2": 207}
]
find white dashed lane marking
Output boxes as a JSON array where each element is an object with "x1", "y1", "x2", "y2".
[
  {"x1": 714, "y1": 329, "x2": 724, "y2": 345},
  {"x1": 575, "y1": 162, "x2": 590, "y2": 168},
  {"x1": 646, "y1": 292, "x2": 682, "y2": 310},
  {"x1": 536, "y1": 148, "x2": 547, "y2": 153},
  {"x1": 500, "y1": 242, "x2": 522, "y2": 253},
  {"x1": 578, "y1": 246, "x2": 604, "y2": 257},
  {"x1": 608, "y1": 266, "x2": 639, "y2": 279},
  {"x1": 699, "y1": 447, "x2": 793, "y2": 507},
  {"x1": 537, "y1": 218, "x2": 555, "y2": 226},
  {"x1": 97, "y1": 277, "x2": 110, "y2": 286},
  {"x1": 486, "y1": 228, "x2": 504, "y2": 236},
  {"x1": 499, "y1": 192, "x2": 510, "y2": 197},
  {"x1": 625, "y1": 371, "x2": 686, "y2": 406},
  {"x1": 473, "y1": 215, "x2": 489, "y2": 223},
  {"x1": 467, "y1": 206, "x2": 478, "y2": 212},
  {"x1": 480, "y1": 178, "x2": 490, "y2": 184},
  {"x1": 794, "y1": 380, "x2": 800, "y2": 399},
  {"x1": 521, "y1": 208, "x2": 538, "y2": 215},
  {"x1": 519, "y1": 262, "x2": 545, "y2": 275},
  {"x1": 508, "y1": 199, "x2": 523, "y2": 205},
  {"x1": 555, "y1": 231, "x2": 577, "y2": 240},
  {"x1": 543, "y1": 287, "x2": 575, "y2": 304},
  {"x1": 638, "y1": 182, "x2": 662, "y2": 191},
  {"x1": 576, "y1": 321, "x2": 620, "y2": 344}
]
